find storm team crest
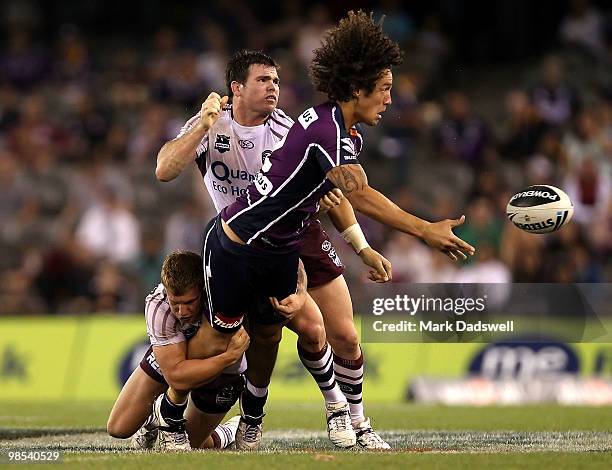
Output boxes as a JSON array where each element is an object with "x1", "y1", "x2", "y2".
[{"x1": 214, "y1": 134, "x2": 231, "y2": 153}]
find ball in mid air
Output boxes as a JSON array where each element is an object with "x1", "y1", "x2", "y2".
[{"x1": 506, "y1": 185, "x2": 573, "y2": 234}]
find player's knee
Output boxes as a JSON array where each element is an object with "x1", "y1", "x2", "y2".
[
  {"x1": 106, "y1": 417, "x2": 132, "y2": 439},
  {"x1": 297, "y1": 321, "x2": 326, "y2": 352},
  {"x1": 328, "y1": 328, "x2": 360, "y2": 357},
  {"x1": 251, "y1": 325, "x2": 283, "y2": 344}
]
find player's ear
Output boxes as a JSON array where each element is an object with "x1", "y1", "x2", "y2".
[
  {"x1": 350, "y1": 86, "x2": 360, "y2": 100},
  {"x1": 231, "y1": 81, "x2": 242, "y2": 97}
]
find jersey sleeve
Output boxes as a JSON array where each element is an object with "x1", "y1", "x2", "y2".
[
  {"x1": 145, "y1": 297, "x2": 186, "y2": 347},
  {"x1": 296, "y1": 107, "x2": 360, "y2": 174},
  {"x1": 174, "y1": 112, "x2": 209, "y2": 158}
]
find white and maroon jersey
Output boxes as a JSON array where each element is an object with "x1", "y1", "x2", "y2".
[
  {"x1": 221, "y1": 102, "x2": 363, "y2": 253},
  {"x1": 145, "y1": 283, "x2": 247, "y2": 374},
  {"x1": 144, "y1": 283, "x2": 201, "y2": 347},
  {"x1": 175, "y1": 104, "x2": 294, "y2": 212}
]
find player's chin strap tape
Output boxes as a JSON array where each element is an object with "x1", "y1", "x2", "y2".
[{"x1": 340, "y1": 223, "x2": 369, "y2": 254}]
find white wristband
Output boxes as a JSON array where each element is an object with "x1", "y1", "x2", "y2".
[{"x1": 340, "y1": 224, "x2": 370, "y2": 254}]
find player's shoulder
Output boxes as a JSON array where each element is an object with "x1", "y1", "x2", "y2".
[
  {"x1": 146, "y1": 283, "x2": 168, "y2": 307},
  {"x1": 271, "y1": 107, "x2": 294, "y2": 126},
  {"x1": 295, "y1": 102, "x2": 340, "y2": 141},
  {"x1": 212, "y1": 104, "x2": 233, "y2": 127},
  {"x1": 265, "y1": 107, "x2": 294, "y2": 139}
]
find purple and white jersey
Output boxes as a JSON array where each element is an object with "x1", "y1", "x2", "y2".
[
  {"x1": 145, "y1": 283, "x2": 201, "y2": 347},
  {"x1": 221, "y1": 102, "x2": 363, "y2": 252},
  {"x1": 175, "y1": 104, "x2": 294, "y2": 212}
]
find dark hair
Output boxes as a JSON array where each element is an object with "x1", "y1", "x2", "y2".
[
  {"x1": 161, "y1": 250, "x2": 204, "y2": 295},
  {"x1": 310, "y1": 10, "x2": 403, "y2": 102},
  {"x1": 225, "y1": 49, "x2": 279, "y2": 98}
]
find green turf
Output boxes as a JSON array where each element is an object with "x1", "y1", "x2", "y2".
[
  {"x1": 1, "y1": 401, "x2": 611, "y2": 431},
  {"x1": 1, "y1": 402, "x2": 610, "y2": 468}
]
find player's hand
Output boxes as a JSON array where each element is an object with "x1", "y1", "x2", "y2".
[
  {"x1": 270, "y1": 293, "x2": 304, "y2": 320},
  {"x1": 421, "y1": 215, "x2": 476, "y2": 261},
  {"x1": 198, "y1": 92, "x2": 229, "y2": 131},
  {"x1": 358, "y1": 247, "x2": 392, "y2": 282},
  {"x1": 318, "y1": 188, "x2": 344, "y2": 213},
  {"x1": 269, "y1": 260, "x2": 308, "y2": 319},
  {"x1": 225, "y1": 327, "x2": 250, "y2": 362}
]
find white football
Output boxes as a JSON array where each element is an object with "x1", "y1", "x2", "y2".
[{"x1": 506, "y1": 185, "x2": 573, "y2": 233}]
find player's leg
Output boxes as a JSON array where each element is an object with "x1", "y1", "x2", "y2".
[
  {"x1": 204, "y1": 218, "x2": 267, "y2": 450},
  {"x1": 186, "y1": 373, "x2": 244, "y2": 449},
  {"x1": 188, "y1": 318, "x2": 234, "y2": 359},
  {"x1": 297, "y1": 221, "x2": 357, "y2": 447},
  {"x1": 107, "y1": 362, "x2": 167, "y2": 439},
  {"x1": 238, "y1": 318, "x2": 283, "y2": 450},
  {"x1": 309, "y1": 274, "x2": 390, "y2": 449},
  {"x1": 286, "y1": 294, "x2": 355, "y2": 448},
  {"x1": 233, "y1": 250, "x2": 301, "y2": 450}
]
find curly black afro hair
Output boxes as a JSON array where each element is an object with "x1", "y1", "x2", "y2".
[{"x1": 310, "y1": 10, "x2": 403, "y2": 102}]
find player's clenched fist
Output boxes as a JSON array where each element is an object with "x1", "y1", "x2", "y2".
[
  {"x1": 226, "y1": 327, "x2": 250, "y2": 362},
  {"x1": 198, "y1": 92, "x2": 229, "y2": 131}
]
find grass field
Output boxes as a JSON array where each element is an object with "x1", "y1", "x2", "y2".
[{"x1": 1, "y1": 401, "x2": 611, "y2": 469}]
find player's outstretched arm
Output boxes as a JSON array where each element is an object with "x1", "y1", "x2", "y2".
[
  {"x1": 152, "y1": 328, "x2": 249, "y2": 390},
  {"x1": 326, "y1": 164, "x2": 476, "y2": 261},
  {"x1": 155, "y1": 93, "x2": 228, "y2": 182}
]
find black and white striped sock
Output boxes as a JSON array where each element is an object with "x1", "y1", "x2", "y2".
[
  {"x1": 333, "y1": 350, "x2": 364, "y2": 424},
  {"x1": 298, "y1": 342, "x2": 345, "y2": 405}
]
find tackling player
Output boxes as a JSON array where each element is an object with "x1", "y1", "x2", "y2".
[
  {"x1": 107, "y1": 250, "x2": 250, "y2": 450},
  {"x1": 108, "y1": 249, "x2": 307, "y2": 450},
  {"x1": 156, "y1": 50, "x2": 393, "y2": 449}
]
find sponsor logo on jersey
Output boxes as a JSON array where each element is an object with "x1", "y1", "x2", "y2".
[
  {"x1": 298, "y1": 107, "x2": 318, "y2": 129},
  {"x1": 254, "y1": 172, "x2": 273, "y2": 195},
  {"x1": 341, "y1": 137, "x2": 356, "y2": 157},
  {"x1": 239, "y1": 139, "x2": 254, "y2": 149},
  {"x1": 329, "y1": 247, "x2": 343, "y2": 267},
  {"x1": 214, "y1": 134, "x2": 231, "y2": 153},
  {"x1": 210, "y1": 161, "x2": 255, "y2": 184},
  {"x1": 261, "y1": 150, "x2": 272, "y2": 164},
  {"x1": 213, "y1": 314, "x2": 243, "y2": 330},
  {"x1": 321, "y1": 241, "x2": 343, "y2": 267}
]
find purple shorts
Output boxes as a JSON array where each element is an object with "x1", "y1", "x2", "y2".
[
  {"x1": 139, "y1": 346, "x2": 243, "y2": 414},
  {"x1": 299, "y1": 221, "x2": 345, "y2": 289}
]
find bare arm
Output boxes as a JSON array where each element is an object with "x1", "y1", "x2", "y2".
[
  {"x1": 327, "y1": 195, "x2": 358, "y2": 232},
  {"x1": 152, "y1": 328, "x2": 249, "y2": 390},
  {"x1": 155, "y1": 93, "x2": 228, "y2": 182},
  {"x1": 326, "y1": 164, "x2": 475, "y2": 260},
  {"x1": 327, "y1": 194, "x2": 392, "y2": 282}
]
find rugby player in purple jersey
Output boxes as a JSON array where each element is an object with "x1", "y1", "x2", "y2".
[
  {"x1": 206, "y1": 11, "x2": 475, "y2": 448},
  {"x1": 156, "y1": 49, "x2": 394, "y2": 449}
]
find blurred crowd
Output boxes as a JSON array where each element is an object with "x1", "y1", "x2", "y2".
[{"x1": 1, "y1": 0, "x2": 612, "y2": 314}]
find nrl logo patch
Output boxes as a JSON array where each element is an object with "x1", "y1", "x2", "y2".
[{"x1": 214, "y1": 134, "x2": 231, "y2": 153}]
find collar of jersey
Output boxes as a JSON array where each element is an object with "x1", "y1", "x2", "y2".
[{"x1": 229, "y1": 106, "x2": 267, "y2": 131}]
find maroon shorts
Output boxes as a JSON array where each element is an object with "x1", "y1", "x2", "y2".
[
  {"x1": 299, "y1": 221, "x2": 345, "y2": 289},
  {"x1": 139, "y1": 346, "x2": 243, "y2": 414}
]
